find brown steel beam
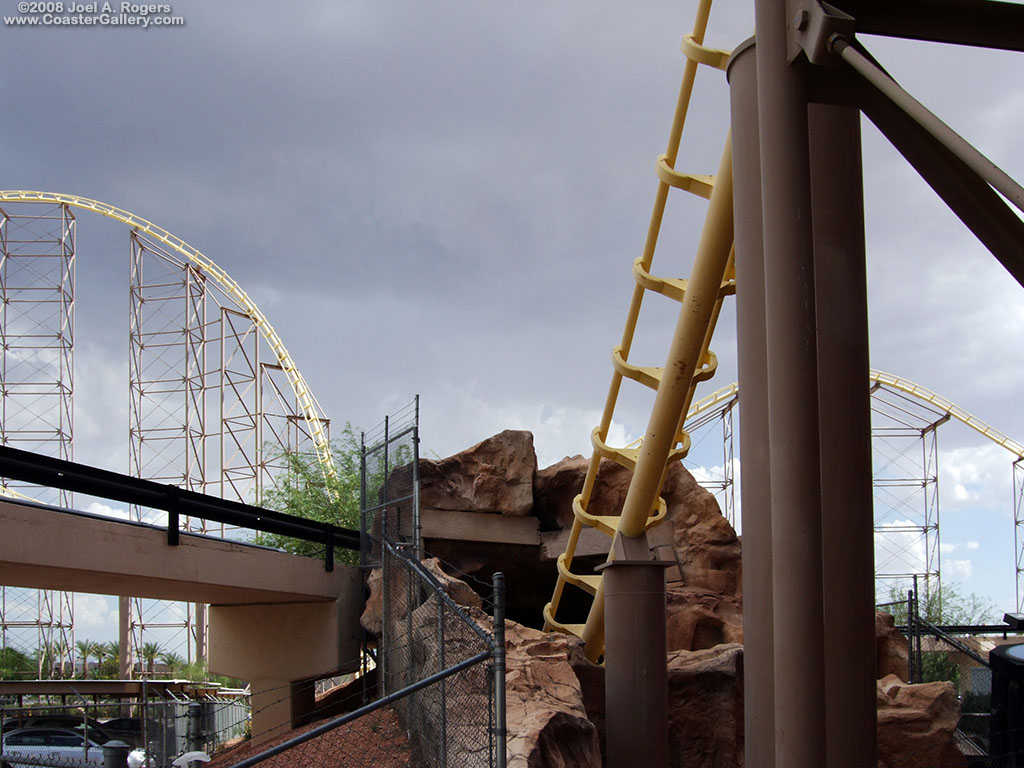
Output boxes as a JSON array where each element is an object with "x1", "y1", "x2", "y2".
[
  {"x1": 728, "y1": 36, "x2": 776, "y2": 768},
  {"x1": 820, "y1": 62, "x2": 1024, "y2": 285},
  {"x1": 833, "y1": 0, "x2": 1024, "y2": 52},
  {"x1": 597, "y1": 536, "x2": 670, "y2": 768},
  {"x1": 755, "y1": 0, "x2": 828, "y2": 764},
  {"x1": 810, "y1": 99, "x2": 877, "y2": 768}
]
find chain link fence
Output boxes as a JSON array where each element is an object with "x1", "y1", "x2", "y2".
[
  {"x1": 360, "y1": 399, "x2": 420, "y2": 568},
  {"x1": 224, "y1": 399, "x2": 506, "y2": 768},
  {"x1": 380, "y1": 533, "x2": 504, "y2": 768},
  {"x1": 878, "y1": 586, "x2": 1024, "y2": 766},
  {"x1": 226, "y1": 535, "x2": 505, "y2": 768}
]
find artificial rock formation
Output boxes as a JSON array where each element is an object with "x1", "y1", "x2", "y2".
[
  {"x1": 374, "y1": 431, "x2": 966, "y2": 768},
  {"x1": 359, "y1": 557, "x2": 482, "y2": 637},
  {"x1": 533, "y1": 453, "x2": 743, "y2": 653},
  {"x1": 419, "y1": 430, "x2": 537, "y2": 516},
  {"x1": 876, "y1": 675, "x2": 967, "y2": 768},
  {"x1": 504, "y1": 624, "x2": 602, "y2": 768},
  {"x1": 667, "y1": 644, "x2": 745, "y2": 768},
  {"x1": 534, "y1": 455, "x2": 742, "y2": 599},
  {"x1": 876, "y1": 610, "x2": 910, "y2": 682},
  {"x1": 361, "y1": 556, "x2": 600, "y2": 768}
]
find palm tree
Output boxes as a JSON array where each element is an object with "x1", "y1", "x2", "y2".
[
  {"x1": 141, "y1": 642, "x2": 162, "y2": 676},
  {"x1": 158, "y1": 651, "x2": 184, "y2": 678},
  {"x1": 75, "y1": 639, "x2": 99, "y2": 679}
]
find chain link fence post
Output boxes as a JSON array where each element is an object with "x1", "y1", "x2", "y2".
[{"x1": 493, "y1": 572, "x2": 506, "y2": 768}]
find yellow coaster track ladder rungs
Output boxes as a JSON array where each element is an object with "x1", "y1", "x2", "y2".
[{"x1": 542, "y1": 0, "x2": 735, "y2": 662}]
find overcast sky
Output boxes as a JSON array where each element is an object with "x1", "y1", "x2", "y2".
[{"x1": 3, "y1": 0, "x2": 1024, "y2": 639}]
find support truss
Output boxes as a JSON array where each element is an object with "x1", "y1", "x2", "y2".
[
  {"x1": 127, "y1": 232, "x2": 328, "y2": 673},
  {"x1": 0, "y1": 203, "x2": 75, "y2": 677}
]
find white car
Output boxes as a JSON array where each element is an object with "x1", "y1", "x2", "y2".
[{"x1": 1, "y1": 727, "x2": 104, "y2": 768}]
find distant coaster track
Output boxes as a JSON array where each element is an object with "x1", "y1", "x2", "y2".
[
  {"x1": 0, "y1": 190, "x2": 335, "y2": 480},
  {"x1": 687, "y1": 370, "x2": 1024, "y2": 460}
]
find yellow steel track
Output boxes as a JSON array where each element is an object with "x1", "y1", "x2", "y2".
[
  {"x1": 541, "y1": 0, "x2": 1024, "y2": 662},
  {"x1": 0, "y1": 190, "x2": 335, "y2": 480},
  {"x1": 541, "y1": 0, "x2": 734, "y2": 660},
  {"x1": 688, "y1": 371, "x2": 1024, "y2": 459}
]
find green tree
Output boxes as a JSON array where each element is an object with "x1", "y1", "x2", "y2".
[
  {"x1": 258, "y1": 425, "x2": 363, "y2": 561},
  {"x1": 885, "y1": 581, "x2": 998, "y2": 626},
  {"x1": 0, "y1": 647, "x2": 35, "y2": 680},
  {"x1": 158, "y1": 650, "x2": 184, "y2": 678},
  {"x1": 885, "y1": 581, "x2": 998, "y2": 693},
  {"x1": 141, "y1": 641, "x2": 162, "y2": 676},
  {"x1": 98, "y1": 641, "x2": 120, "y2": 679},
  {"x1": 51, "y1": 638, "x2": 71, "y2": 678}
]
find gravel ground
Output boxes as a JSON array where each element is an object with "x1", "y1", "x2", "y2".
[{"x1": 205, "y1": 706, "x2": 413, "y2": 768}]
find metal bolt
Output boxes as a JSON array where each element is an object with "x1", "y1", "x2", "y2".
[{"x1": 793, "y1": 9, "x2": 809, "y2": 30}]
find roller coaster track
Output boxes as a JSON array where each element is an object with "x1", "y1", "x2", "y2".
[
  {"x1": 542, "y1": 0, "x2": 735, "y2": 661},
  {"x1": 687, "y1": 372, "x2": 1024, "y2": 460},
  {"x1": 0, "y1": 190, "x2": 335, "y2": 481},
  {"x1": 542, "y1": 0, "x2": 1024, "y2": 662}
]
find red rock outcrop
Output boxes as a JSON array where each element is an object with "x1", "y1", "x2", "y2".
[
  {"x1": 667, "y1": 643, "x2": 744, "y2": 768},
  {"x1": 666, "y1": 585, "x2": 743, "y2": 652},
  {"x1": 361, "y1": 554, "x2": 599, "y2": 768},
  {"x1": 419, "y1": 430, "x2": 537, "y2": 516},
  {"x1": 359, "y1": 557, "x2": 482, "y2": 636},
  {"x1": 876, "y1": 674, "x2": 966, "y2": 768},
  {"x1": 533, "y1": 455, "x2": 741, "y2": 600},
  {"x1": 876, "y1": 611, "x2": 910, "y2": 682},
  {"x1": 504, "y1": 625, "x2": 602, "y2": 768}
]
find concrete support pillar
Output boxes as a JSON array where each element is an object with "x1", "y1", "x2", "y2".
[
  {"x1": 209, "y1": 597, "x2": 361, "y2": 745},
  {"x1": 119, "y1": 596, "x2": 132, "y2": 680},
  {"x1": 728, "y1": 37, "x2": 775, "y2": 768}
]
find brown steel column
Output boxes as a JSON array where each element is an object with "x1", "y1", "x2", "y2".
[
  {"x1": 754, "y1": 0, "x2": 827, "y2": 764},
  {"x1": 728, "y1": 37, "x2": 775, "y2": 768},
  {"x1": 810, "y1": 100, "x2": 877, "y2": 767},
  {"x1": 597, "y1": 536, "x2": 669, "y2": 768}
]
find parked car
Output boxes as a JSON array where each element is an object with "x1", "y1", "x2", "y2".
[
  {"x1": 0, "y1": 727, "x2": 104, "y2": 768},
  {"x1": 1, "y1": 716, "x2": 110, "y2": 743}
]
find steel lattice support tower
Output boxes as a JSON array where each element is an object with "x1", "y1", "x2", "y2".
[
  {"x1": 683, "y1": 394, "x2": 738, "y2": 527},
  {"x1": 870, "y1": 382, "x2": 945, "y2": 604},
  {"x1": 0, "y1": 203, "x2": 76, "y2": 678},
  {"x1": 127, "y1": 232, "x2": 327, "y2": 674},
  {"x1": 127, "y1": 232, "x2": 210, "y2": 672},
  {"x1": 1015, "y1": 458, "x2": 1024, "y2": 609}
]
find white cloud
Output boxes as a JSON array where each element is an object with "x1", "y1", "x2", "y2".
[
  {"x1": 874, "y1": 519, "x2": 931, "y2": 578},
  {"x1": 85, "y1": 501, "x2": 130, "y2": 521},
  {"x1": 420, "y1": 380, "x2": 637, "y2": 469},
  {"x1": 73, "y1": 593, "x2": 118, "y2": 641},
  {"x1": 947, "y1": 559, "x2": 974, "y2": 579},
  {"x1": 967, "y1": 541, "x2": 980, "y2": 551}
]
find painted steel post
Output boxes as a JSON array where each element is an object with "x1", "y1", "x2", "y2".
[
  {"x1": 754, "y1": 0, "x2": 827, "y2": 764},
  {"x1": 493, "y1": 572, "x2": 507, "y2": 768},
  {"x1": 810, "y1": 98, "x2": 877, "y2": 768},
  {"x1": 597, "y1": 535, "x2": 670, "y2": 768},
  {"x1": 727, "y1": 36, "x2": 776, "y2": 768}
]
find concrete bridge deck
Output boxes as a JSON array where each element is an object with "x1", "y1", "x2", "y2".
[
  {"x1": 0, "y1": 497, "x2": 351, "y2": 605},
  {"x1": 0, "y1": 496, "x2": 363, "y2": 743}
]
